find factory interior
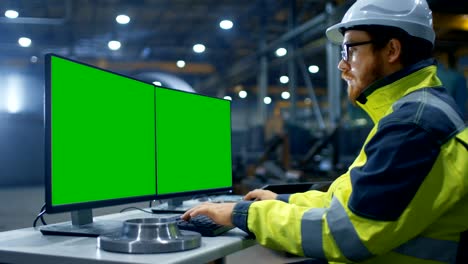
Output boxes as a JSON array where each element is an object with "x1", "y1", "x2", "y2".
[{"x1": 0, "y1": 0, "x2": 467, "y2": 263}]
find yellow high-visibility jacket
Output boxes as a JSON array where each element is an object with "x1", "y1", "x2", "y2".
[{"x1": 232, "y1": 59, "x2": 468, "y2": 263}]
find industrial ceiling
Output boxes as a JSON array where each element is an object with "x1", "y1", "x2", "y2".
[{"x1": 0, "y1": 0, "x2": 467, "y2": 98}]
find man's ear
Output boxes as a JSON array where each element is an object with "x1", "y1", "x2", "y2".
[{"x1": 387, "y1": 39, "x2": 402, "y2": 63}]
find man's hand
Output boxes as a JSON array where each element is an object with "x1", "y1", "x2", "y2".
[
  {"x1": 181, "y1": 202, "x2": 236, "y2": 226},
  {"x1": 243, "y1": 189, "x2": 278, "y2": 201}
]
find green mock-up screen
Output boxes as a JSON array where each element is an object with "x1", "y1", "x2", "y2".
[
  {"x1": 50, "y1": 56, "x2": 156, "y2": 206},
  {"x1": 155, "y1": 88, "x2": 232, "y2": 195}
]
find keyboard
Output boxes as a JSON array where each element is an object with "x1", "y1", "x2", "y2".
[
  {"x1": 177, "y1": 215, "x2": 234, "y2": 237},
  {"x1": 210, "y1": 194, "x2": 244, "y2": 203}
]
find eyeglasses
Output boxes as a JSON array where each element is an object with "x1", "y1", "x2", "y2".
[{"x1": 341, "y1": 40, "x2": 374, "y2": 62}]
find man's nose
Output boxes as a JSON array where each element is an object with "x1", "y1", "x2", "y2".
[{"x1": 337, "y1": 59, "x2": 348, "y2": 72}]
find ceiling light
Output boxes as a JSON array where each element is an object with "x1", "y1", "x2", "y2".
[
  {"x1": 108, "y1": 40, "x2": 121, "y2": 50},
  {"x1": 275, "y1": 47, "x2": 287, "y2": 57},
  {"x1": 153, "y1": 81, "x2": 162, "y2": 86},
  {"x1": 18, "y1": 37, "x2": 31, "y2": 47},
  {"x1": 219, "y1": 20, "x2": 233, "y2": 30},
  {"x1": 264, "y1": 97, "x2": 272, "y2": 105},
  {"x1": 308, "y1": 65, "x2": 319, "y2": 74},
  {"x1": 238, "y1": 90, "x2": 247, "y2": 98},
  {"x1": 280, "y1": 75, "x2": 289, "y2": 84},
  {"x1": 281, "y1": 91, "x2": 290, "y2": 100},
  {"x1": 5, "y1": 10, "x2": 18, "y2": 19},
  {"x1": 223, "y1": 96, "x2": 232, "y2": 101},
  {"x1": 116, "y1": 14, "x2": 130, "y2": 24},
  {"x1": 193, "y1": 44, "x2": 205, "y2": 53},
  {"x1": 176, "y1": 60, "x2": 186, "y2": 68}
]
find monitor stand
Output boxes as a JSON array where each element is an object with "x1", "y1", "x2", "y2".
[
  {"x1": 40, "y1": 209, "x2": 124, "y2": 237},
  {"x1": 151, "y1": 196, "x2": 198, "y2": 214}
]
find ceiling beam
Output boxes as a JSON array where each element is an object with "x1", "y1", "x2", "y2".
[{"x1": 89, "y1": 59, "x2": 215, "y2": 74}]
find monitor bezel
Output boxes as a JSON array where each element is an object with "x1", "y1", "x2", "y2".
[
  {"x1": 44, "y1": 53, "x2": 233, "y2": 214},
  {"x1": 44, "y1": 53, "x2": 158, "y2": 213},
  {"x1": 152, "y1": 86, "x2": 233, "y2": 200}
]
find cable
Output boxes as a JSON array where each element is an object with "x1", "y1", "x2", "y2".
[
  {"x1": 119, "y1": 206, "x2": 154, "y2": 214},
  {"x1": 33, "y1": 204, "x2": 47, "y2": 228}
]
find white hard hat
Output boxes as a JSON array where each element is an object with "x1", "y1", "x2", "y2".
[{"x1": 326, "y1": 0, "x2": 435, "y2": 45}]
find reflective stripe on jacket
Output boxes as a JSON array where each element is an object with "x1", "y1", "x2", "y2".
[{"x1": 232, "y1": 59, "x2": 468, "y2": 263}]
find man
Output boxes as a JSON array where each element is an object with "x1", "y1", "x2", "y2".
[{"x1": 182, "y1": 0, "x2": 468, "y2": 262}]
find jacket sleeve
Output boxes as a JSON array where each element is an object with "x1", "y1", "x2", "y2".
[
  {"x1": 232, "y1": 199, "x2": 317, "y2": 256},
  {"x1": 232, "y1": 180, "x2": 356, "y2": 261},
  {"x1": 277, "y1": 179, "x2": 341, "y2": 207},
  {"x1": 287, "y1": 190, "x2": 330, "y2": 207}
]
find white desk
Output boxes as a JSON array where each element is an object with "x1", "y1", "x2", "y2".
[{"x1": 0, "y1": 209, "x2": 256, "y2": 264}]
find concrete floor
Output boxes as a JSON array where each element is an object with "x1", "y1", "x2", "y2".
[{"x1": 0, "y1": 185, "x2": 308, "y2": 264}]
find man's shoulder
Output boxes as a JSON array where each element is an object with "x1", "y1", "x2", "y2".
[{"x1": 386, "y1": 88, "x2": 465, "y2": 144}]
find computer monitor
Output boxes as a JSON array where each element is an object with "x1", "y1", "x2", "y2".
[
  {"x1": 42, "y1": 54, "x2": 158, "y2": 236},
  {"x1": 154, "y1": 87, "x2": 232, "y2": 203},
  {"x1": 41, "y1": 54, "x2": 233, "y2": 236}
]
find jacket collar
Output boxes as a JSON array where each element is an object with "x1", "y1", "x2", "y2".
[{"x1": 356, "y1": 58, "x2": 442, "y2": 124}]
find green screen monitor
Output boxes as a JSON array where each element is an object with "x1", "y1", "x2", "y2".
[
  {"x1": 43, "y1": 54, "x2": 157, "y2": 236},
  {"x1": 42, "y1": 54, "x2": 233, "y2": 236},
  {"x1": 155, "y1": 87, "x2": 232, "y2": 199}
]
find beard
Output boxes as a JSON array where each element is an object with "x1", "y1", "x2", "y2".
[{"x1": 345, "y1": 56, "x2": 386, "y2": 106}]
